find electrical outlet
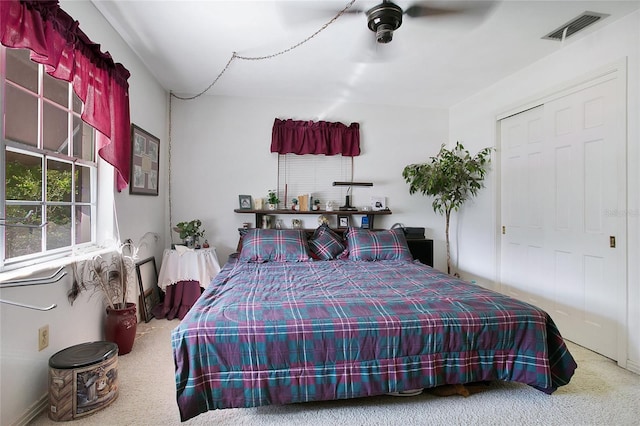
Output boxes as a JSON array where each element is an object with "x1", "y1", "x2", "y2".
[{"x1": 38, "y1": 325, "x2": 49, "y2": 351}]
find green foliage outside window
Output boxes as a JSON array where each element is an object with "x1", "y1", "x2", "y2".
[{"x1": 4, "y1": 158, "x2": 77, "y2": 258}]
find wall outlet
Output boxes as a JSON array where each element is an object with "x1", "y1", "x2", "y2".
[{"x1": 38, "y1": 325, "x2": 49, "y2": 351}]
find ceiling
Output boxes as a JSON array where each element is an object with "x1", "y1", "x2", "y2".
[{"x1": 91, "y1": 0, "x2": 640, "y2": 109}]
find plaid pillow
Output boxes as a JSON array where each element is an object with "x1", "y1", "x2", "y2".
[
  {"x1": 345, "y1": 227, "x2": 413, "y2": 261},
  {"x1": 308, "y1": 225, "x2": 346, "y2": 260},
  {"x1": 239, "y1": 229, "x2": 312, "y2": 262}
]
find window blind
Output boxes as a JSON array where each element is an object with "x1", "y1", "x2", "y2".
[{"x1": 277, "y1": 154, "x2": 352, "y2": 209}]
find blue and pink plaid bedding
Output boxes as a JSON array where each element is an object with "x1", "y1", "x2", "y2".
[{"x1": 172, "y1": 259, "x2": 577, "y2": 421}]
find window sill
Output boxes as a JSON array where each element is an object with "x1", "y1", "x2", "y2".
[{"x1": 0, "y1": 245, "x2": 118, "y2": 284}]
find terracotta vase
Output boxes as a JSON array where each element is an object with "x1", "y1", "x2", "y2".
[{"x1": 105, "y1": 302, "x2": 137, "y2": 355}]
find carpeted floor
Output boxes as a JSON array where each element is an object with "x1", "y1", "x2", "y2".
[{"x1": 30, "y1": 318, "x2": 640, "y2": 426}]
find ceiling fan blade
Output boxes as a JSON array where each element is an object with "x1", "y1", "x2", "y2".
[
  {"x1": 277, "y1": 2, "x2": 365, "y2": 28},
  {"x1": 404, "y1": 1, "x2": 496, "y2": 19}
]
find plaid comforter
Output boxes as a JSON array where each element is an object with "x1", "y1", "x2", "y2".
[{"x1": 172, "y1": 259, "x2": 577, "y2": 421}]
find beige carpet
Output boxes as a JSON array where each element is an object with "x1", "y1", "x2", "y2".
[{"x1": 30, "y1": 318, "x2": 640, "y2": 426}]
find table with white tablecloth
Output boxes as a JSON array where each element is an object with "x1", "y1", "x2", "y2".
[{"x1": 153, "y1": 247, "x2": 221, "y2": 320}]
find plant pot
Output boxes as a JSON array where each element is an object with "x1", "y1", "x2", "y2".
[
  {"x1": 105, "y1": 302, "x2": 137, "y2": 355},
  {"x1": 267, "y1": 203, "x2": 277, "y2": 210}
]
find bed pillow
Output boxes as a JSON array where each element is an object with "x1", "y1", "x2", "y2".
[
  {"x1": 239, "y1": 229, "x2": 312, "y2": 262},
  {"x1": 308, "y1": 225, "x2": 346, "y2": 260},
  {"x1": 345, "y1": 227, "x2": 413, "y2": 261}
]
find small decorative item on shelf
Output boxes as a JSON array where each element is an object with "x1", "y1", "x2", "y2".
[
  {"x1": 254, "y1": 198, "x2": 264, "y2": 210},
  {"x1": 325, "y1": 201, "x2": 335, "y2": 211},
  {"x1": 262, "y1": 215, "x2": 273, "y2": 229},
  {"x1": 267, "y1": 190, "x2": 280, "y2": 210},
  {"x1": 292, "y1": 218, "x2": 303, "y2": 229},
  {"x1": 291, "y1": 198, "x2": 299, "y2": 211},
  {"x1": 202, "y1": 239, "x2": 210, "y2": 248},
  {"x1": 174, "y1": 219, "x2": 205, "y2": 248},
  {"x1": 361, "y1": 216, "x2": 370, "y2": 229},
  {"x1": 275, "y1": 219, "x2": 284, "y2": 229},
  {"x1": 318, "y1": 215, "x2": 330, "y2": 226},
  {"x1": 312, "y1": 199, "x2": 321, "y2": 211}
]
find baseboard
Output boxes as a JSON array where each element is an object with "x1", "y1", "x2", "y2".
[
  {"x1": 626, "y1": 359, "x2": 640, "y2": 375},
  {"x1": 11, "y1": 393, "x2": 48, "y2": 426}
]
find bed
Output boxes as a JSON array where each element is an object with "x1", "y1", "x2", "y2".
[{"x1": 172, "y1": 227, "x2": 577, "y2": 422}]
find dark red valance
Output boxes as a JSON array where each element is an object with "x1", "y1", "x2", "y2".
[
  {"x1": 1, "y1": 0, "x2": 131, "y2": 191},
  {"x1": 271, "y1": 118, "x2": 360, "y2": 156}
]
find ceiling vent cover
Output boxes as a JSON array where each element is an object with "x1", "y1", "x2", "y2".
[{"x1": 543, "y1": 11, "x2": 609, "y2": 41}]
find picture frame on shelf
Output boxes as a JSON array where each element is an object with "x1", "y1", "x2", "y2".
[
  {"x1": 338, "y1": 215, "x2": 349, "y2": 229},
  {"x1": 371, "y1": 196, "x2": 386, "y2": 211},
  {"x1": 130, "y1": 124, "x2": 160, "y2": 196},
  {"x1": 238, "y1": 194, "x2": 252, "y2": 210},
  {"x1": 361, "y1": 216, "x2": 370, "y2": 229}
]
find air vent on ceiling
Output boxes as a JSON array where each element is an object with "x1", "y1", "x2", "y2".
[{"x1": 542, "y1": 11, "x2": 609, "y2": 41}]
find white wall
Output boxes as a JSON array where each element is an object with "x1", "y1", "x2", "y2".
[
  {"x1": 449, "y1": 11, "x2": 640, "y2": 370},
  {"x1": 169, "y1": 96, "x2": 449, "y2": 268},
  {"x1": 0, "y1": 2, "x2": 168, "y2": 425}
]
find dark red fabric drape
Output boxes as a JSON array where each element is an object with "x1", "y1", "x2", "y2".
[
  {"x1": 0, "y1": 0, "x2": 131, "y2": 191},
  {"x1": 271, "y1": 118, "x2": 360, "y2": 156}
]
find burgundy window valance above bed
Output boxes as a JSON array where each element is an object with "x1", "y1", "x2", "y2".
[
  {"x1": 1, "y1": 0, "x2": 132, "y2": 191},
  {"x1": 271, "y1": 118, "x2": 361, "y2": 156}
]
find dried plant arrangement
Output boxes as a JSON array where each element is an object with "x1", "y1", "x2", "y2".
[{"x1": 68, "y1": 241, "x2": 137, "y2": 310}]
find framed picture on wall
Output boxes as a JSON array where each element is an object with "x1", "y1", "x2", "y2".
[{"x1": 130, "y1": 124, "x2": 160, "y2": 196}]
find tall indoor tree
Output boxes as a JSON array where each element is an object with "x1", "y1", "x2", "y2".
[{"x1": 402, "y1": 142, "x2": 492, "y2": 275}]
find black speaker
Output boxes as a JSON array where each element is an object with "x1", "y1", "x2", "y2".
[{"x1": 407, "y1": 239, "x2": 433, "y2": 267}]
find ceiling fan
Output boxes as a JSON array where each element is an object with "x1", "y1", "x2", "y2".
[{"x1": 351, "y1": 1, "x2": 496, "y2": 44}]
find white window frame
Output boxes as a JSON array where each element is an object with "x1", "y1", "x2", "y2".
[{"x1": 1, "y1": 46, "x2": 115, "y2": 274}]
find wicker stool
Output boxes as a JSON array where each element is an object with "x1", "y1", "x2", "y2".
[{"x1": 48, "y1": 341, "x2": 119, "y2": 421}]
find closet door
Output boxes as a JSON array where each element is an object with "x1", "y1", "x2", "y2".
[{"x1": 500, "y1": 75, "x2": 625, "y2": 360}]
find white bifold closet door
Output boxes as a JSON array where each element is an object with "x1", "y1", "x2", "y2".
[{"x1": 499, "y1": 74, "x2": 625, "y2": 361}]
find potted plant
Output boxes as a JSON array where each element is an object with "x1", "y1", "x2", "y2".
[
  {"x1": 402, "y1": 142, "x2": 492, "y2": 275},
  {"x1": 267, "y1": 190, "x2": 280, "y2": 210},
  {"x1": 68, "y1": 241, "x2": 138, "y2": 354},
  {"x1": 174, "y1": 219, "x2": 205, "y2": 248}
]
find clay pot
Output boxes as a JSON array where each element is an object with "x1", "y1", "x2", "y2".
[{"x1": 105, "y1": 302, "x2": 137, "y2": 355}]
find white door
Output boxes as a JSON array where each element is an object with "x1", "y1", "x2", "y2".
[{"x1": 500, "y1": 74, "x2": 625, "y2": 360}]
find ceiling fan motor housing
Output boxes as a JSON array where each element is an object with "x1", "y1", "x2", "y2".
[{"x1": 366, "y1": 1, "x2": 403, "y2": 43}]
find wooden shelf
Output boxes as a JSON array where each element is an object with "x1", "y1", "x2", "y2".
[
  {"x1": 234, "y1": 209, "x2": 391, "y2": 216},
  {"x1": 234, "y1": 208, "x2": 392, "y2": 229}
]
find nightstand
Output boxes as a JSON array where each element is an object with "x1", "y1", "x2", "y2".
[{"x1": 406, "y1": 238, "x2": 434, "y2": 267}]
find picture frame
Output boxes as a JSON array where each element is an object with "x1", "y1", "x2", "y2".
[
  {"x1": 371, "y1": 195, "x2": 386, "y2": 211},
  {"x1": 130, "y1": 124, "x2": 160, "y2": 196},
  {"x1": 135, "y1": 257, "x2": 160, "y2": 323},
  {"x1": 338, "y1": 215, "x2": 349, "y2": 229},
  {"x1": 238, "y1": 194, "x2": 252, "y2": 210},
  {"x1": 361, "y1": 215, "x2": 370, "y2": 229}
]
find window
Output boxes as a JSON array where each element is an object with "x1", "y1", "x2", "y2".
[
  {"x1": 277, "y1": 154, "x2": 353, "y2": 208},
  {"x1": 1, "y1": 47, "x2": 97, "y2": 269}
]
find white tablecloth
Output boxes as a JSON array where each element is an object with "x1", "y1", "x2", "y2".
[{"x1": 157, "y1": 247, "x2": 221, "y2": 291}]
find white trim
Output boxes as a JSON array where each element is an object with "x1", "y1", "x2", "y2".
[
  {"x1": 496, "y1": 58, "x2": 627, "y2": 121},
  {"x1": 10, "y1": 393, "x2": 47, "y2": 426}
]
